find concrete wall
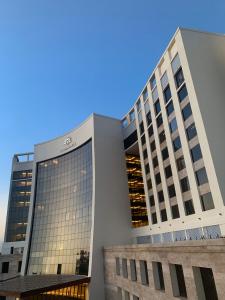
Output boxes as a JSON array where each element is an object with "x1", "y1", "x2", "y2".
[{"x1": 0, "y1": 254, "x2": 22, "y2": 281}]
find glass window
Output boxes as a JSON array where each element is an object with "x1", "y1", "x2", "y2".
[
  {"x1": 122, "y1": 258, "x2": 128, "y2": 278},
  {"x1": 140, "y1": 260, "x2": 149, "y2": 286},
  {"x1": 171, "y1": 54, "x2": 181, "y2": 74},
  {"x1": 160, "y1": 209, "x2": 167, "y2": 222},
  {"x1": 152, "y1": 262, "x2": 165, "y2": 290},
  {"x1": 195, "y1": 167, "x2": 208, "y2": 186},
  {"x1": 169, "y1": 118, "x2": 178, "y2": 133},
  {"x1": 153, "y1": 156, "x2": 158, "y2": 168},
  {"x1": 172, "y1": 204, "x2": 180, "y2": 219},
  {"x1": 159, "y1": 130, "x2": 166, "y2": 144},
  {"x1": 145, "y1": 163, "x2": 150, "y2": 175},
  {"x1": 163, "y1": 85, "x2": 172, "y2": 103},
  {"x1": 155, "y1": 173, "x2": 161, "y2": 185},
  {"x1": 184, "y1": 199, "x2": 195, "y2": 215},
  {"x1": 141, "y1": 134, "x2": 146, "y2": 146},
  {"x1": 166, "y1": 101, "x2": 174, "y2": 116},
  {"x1": 200, "y1": 192, "x2": 215, "y2": 211},
  {"x1": 191, "y1": 144, "x2": 202, "y2": 162},
  {"x1": 152, "y1": 212, "x2": 157, "y2": 224},
  {"x1": 124, "y1": 130, "x2": 138, "y2": 149},
  {"x1": 156, "y1": 114, "x2": 163, "y2": 128},
  {"x1": 186, "y1": 123, "x2": 197, "y2": 141},
  {"x1": 150, "y1": 140, "x2": 156, "y2": 152},
  {"x1": 182, "y1": 103, "x2": 192, "y2": 121},
  {"x1": 122, "y1": 118, "x2": 128, "y2": 128},
  {"x1": 165, "y1": 165, "x2": 172, "y2": 178},
  {"x1": 175, "y1": 68, "x2": 184, "y2": 88},
  {"x1": 130, "y1": 259, "x2": 137, "y2": 281},
  {"x1": 176, "y1": 156, "x2": 186, "y2": 171},
  {"x1": 148, "y1": 125, "x2": 153, "y2": 137},
  {"x1": 1, "y1": 262, "x2": 9, "y2": 273},
  {"x1": 173, "y1": 136, "x2": 182, "y2": 152},
  {"x1": 116, "y1": 257, "x2": 120, "y2": 275},
  {"x1": 129, "y1": 110, "x2": 135, "y2": 122},
  {"x1": 139, "y1": 121, "x2": 144, "y2": 135},
  {"x1": 146, "y1": 111, "x2": 152, "y2": 126},
  {"x1": 178, "y1": 84, "x2": 188, "y2": 102},
  {"x1": 136, "y1": 99, "x2": 141, "y2": 111},
  {"x1": 168, "y1": 184, "x2": 176, "y2": 198},
  {"x1": 154, "y1": 100, "x2": 161, "y2": 115},
  {"x1": 170, "y1": 264, "x2": 187, "y2": 298},
  {"x1": 143, "y1": 88, "x2": 148, "y2": 101},
  {"x1": 180, "y1": 177, "x2": 190, "y2": 193},
  {"x1": 158, "y1": 190, "x2": 164, "y2": 203},
  {"x1": 162, "y1": 147, "x2": 169, "y2": 161},
  {"x1": 149, "y1": 195, "x2": 155, "y2": 207},
  {"x1": 150, "y1": 74, "x2": 156, "y2": 90},
  {"x1": 143, "y1": 149, "x2": 148, "y2": 160},
  {"x1": 147, "y1": 179, "x2": 152, "y2": 190}
]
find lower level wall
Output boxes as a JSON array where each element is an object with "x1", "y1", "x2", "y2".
[{"x1": 104, "y1": 239, "x2": 225, "y2": 300}]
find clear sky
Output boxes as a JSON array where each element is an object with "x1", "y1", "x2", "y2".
[{"x1": 0, "y1": 0, "x2": 225, "y2": 242}]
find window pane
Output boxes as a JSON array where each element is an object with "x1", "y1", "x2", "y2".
[
  {"x1": 182, "y1": 103, "x2": 192, "y2": 121},
  {"x1": 148, "y1": 125, "x2": 153, "y2": 137},
  {"x1": 175, "y1": 68, "x2": 184, "y2": 88},
  {"x1": 168, "y1": 184, "x2": 176, "y2": 198},
  {"x1": 200, "y1": 192, "x2": 215, "y2": 211},
  {"x1": 176, "y1": 156, "x2": 186, "y2": 171},
  {"x1": 195, "y1": 167, "x2": 208, "y2": 186},
  {"x1": 158, "y1": 190, "x2": 164, "y2": 203},
  {"x1": 165, "y1": 165, "x2": 172, "y2": 178},
  {"x1": 191, "y1": 144, "x2": 202, "y2": 162},
  {"x1": 186, "y1": 123, "x2": 197, "y2": 141},
  {"x1": 149, "y1": 195, "x2": 155, "y2": 207},
  {"x1": 146, "y1": 111, "x2": 152, "y2": 126},
  {"x1": 150, "y1": 74, "x2": 156, "y2": 90},
  {"x1": 152, "y1": 212, "x2": 157, "y2": 224},
  {"x1": 162, "y1": 147, "x2": 169, "y2": 161},
  {"x1": 173, "y1": 136, "x2": 182, "y2": 152},
  {"x1": 154, "y1": 100, "x2": 161, "y2": 115},
  {"x1": 184, "y1": 199, "x2": 195, "y2": 215},
  {"x1": 160, "y1": 209, "x2": 167, "y2": 222},
  {"x1": 150, "y1": 140, "x2": 156, "y2": 152},
  {"x1": 163, "y1": 85, "x2": 172, "y2": 104},
  {"x1": 155, "y1": 173, "x2": 161, "y2": 185},
  {"x1": 169, "y1": 118, "x2": 178, "y2": 133},
  {"x1": 166, "y1": 101, "x2": 174, "y2": 116},
  {"x1": 180, "y1": 177, "x2": 190, "y2": 193},
  {"x1": 159, "y1": 130, "x2": 166, "y2": 144},
  {"x1": 156, "y1": 114, "x2": 163, "y2": 128},
  {"x1": 172, "y1": 204, "x2": 180, "y2": 219},
  {"x1": 178, "y1": 84, "x2": 188, "y2": 102},
  {"x1": 153, "y1": 156, "x2": 158, "y2": 168}
]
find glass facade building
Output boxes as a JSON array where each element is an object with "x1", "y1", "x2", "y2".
[{"x1": 27, "y1": 140, "x2": 93, "y2": 276}]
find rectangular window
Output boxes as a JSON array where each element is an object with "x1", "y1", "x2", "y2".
[
  {"x1": 186, "y1": 123, "x2": 197, "y2": 141},
  {"x1": 178, "y1": 84, "x2": 188, "y2": 102},
  {"x1": 143, "y1": 88, "x2": 148, "y2": 101},
  {"x1": 155, "y1": 172, "x2": 161, "y2": 185},
  {"x1": 122, "y1": 258, "x2": 128, "y2": 278},
  {"x1": 180, "y1": 177, "x2": 190, "y2": 193},
  {"x1": 141, "y1": 134, "x2": 146, "y2": 146},
  {"x1": 182, "y1": 103, "x2": 192, "y2": 121},
  {"x1": 150, "y1": 74, "x2": 156, "y2": 90},
  {"x1": 152, "y1": 262, "x2": 165, "y2": 291},
  {"x1": 195, "y1": 167, "x2": 208, "y2": 186},
  {"x1": 165, "y1": 165, "x2": 172, "y2": 178},
  {"x1": 200, "y1": 192, "x2": 215, "y2": 211},
  {"x1": 174, "y1": 68, "x2": 184, "y2": 88},
  {"x1": 57, "y1": 264, "x2": 62, "y2": 275},
  {"x1": 153, "y1": 156, "x2": 158, "y2": 168},
  {"x1": 166, "y1": 101, "x2": 174, "y2": 116},
  {"x1": 172, "y1": 204, "x2": 180, "y2": 219},
  {"x1": 156, "y1": 114, "x2": 163, "y2": 128},
  {"x1": 139, "y1": 121, "x2": 144, "y2": 135},
  {"x1": 163, "y1": 85, "x2": 172, "y2": 104},
  {"x1": 148, "y1": 125, "x2": 153, "y2": 137},
  {"x1": 136, "y1": 99, "x2": 141, "y2": 112},
  {"x1": 154, "y1": 99, "x2": 161, "y2": 115},
  {"x1": 184, "y1": 199, "x2": 195, "y2": 215},
  {"x1": 160, "y1": 209, "x2": 168, "y2": 222},
  {"x1": 145, "y1": 163, "x2": 150, "y2": 175},
  {"x1": 147, "y1": 179, "x2": 152, "y2": 190},
  {"x1": 130, "y1": 259, "x2": 137, "y2": 281},
  {"x1": 162, "y1": 147, "x2": 169, "y2": 161},
  {"x1": 159, "y1": 130, "x2": 166, "y2": 144},
  {"x1": 1, "y1": 262, "x2": 9, "y2": 273},
  {"x1": 176, "y1": 156, "x2": 186, "y2": 171},
  {"x1": 124, "y1": 291, "x2": 130, "y2": 300},
  {"x1": 158, "y1": 190, "x2": 164, "y2": 203},
  {"x1": 122, "y1": 118, "x2": 128, "y2": 128},
  {"x1": 143, "y1": 149, "x2": 148, "y2": 160},
  {"x1": 116, "y1": 257, "x2": 120, "y2": 275},
  {"x1": 146, "y1": 111, "x2": 152, "y2": 126},
  {"x1": 193, "y1": 267, "x2": 218, "y2": 300},
  {"x1": 129, "y1": 110, "x2": 135, "y2": 122},
  {"x1": 173, "y1": 136, "x2": 182, "y2": 152},
  {"x1": 168, "y1": 184, "x2": 176, "y2": 198},
  {"x1": 191, "y1": 144, "x2": 202, "y2": 162},
  {"x1": 150, "y1": 140, "x2": 156, "y2": 152},
  {"x1": 169, "y1": 118, "x2": 178, "y2": 133},
  {"x1": 140, "y1": 260, "x2": 149, "y2": 285},
  {"x1": 149, "y1": 195, "x2": 155, "y2": 207},
  {"x1": 170, "y1": 264, "x2": 187, "y2": 298},
  {"x1": 18, "y1": 261, "x2": 22, "y2": 273},
  {"x1": 152, "y1": 212, "x2": 157, "y2": 224}
]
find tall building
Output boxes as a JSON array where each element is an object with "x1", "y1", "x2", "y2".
[{"x1": 1, "y1": 28, "x2": 225, "y2": 300}]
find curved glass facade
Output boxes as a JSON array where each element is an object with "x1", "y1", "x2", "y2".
[{"x1": 27, "y1": 140, "x2": 92, "y2": 275}]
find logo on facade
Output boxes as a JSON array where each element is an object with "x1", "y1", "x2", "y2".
[{"x1": 64, "y1": 137, "x2": 72, "y2": 145}]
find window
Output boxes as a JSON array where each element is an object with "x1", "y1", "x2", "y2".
[
  {"x1": 141, "y1": 134, "x2": 146, "y2": 146},
  {"x1": 182, "y1": 103, "x2": 192, "y2": 121},
  {"x1": 170, "y1": 264, "x2": 187, "y2": 298},
  {"x1": 143, "y1": 88, "x2": 148, "y2": 101},
  {"x1": 129, "y1": 110, "x2": 135, "y2": 122},
  {"x1": 154, "y1": 100, "x2": 161, "y2": 115},
  {"x1": 159, "y1": 130, "x2": 166, "y2": 144},
  {"x1": 136, "y1": 99, "x2": 141, "y2": 111},
  {"x1": 165, "y1": 165, "x2": 172, "y2": 178},
  {"x1": 124, "y1": 130, "x2": 138, "y2": 149},
  {"x1": 130, "y1": 259, "x2": 137, "y2": 281},
  {"x1": 193, "y1": 267, "x2": 218, "y2": 300},
  {"x1": 174, "y1": 68, "x2": 184, "y2": 88},
  {"x1": 166, "y1": 101, "x2": 174, "y2": 116},
  {"x1": 169, "y1": 118, "x2": 177, "y2": 133},
  {"x1": 171, "y1": 204, "x2": 180, "y2": 219},
  {"x1": 10, "y1": 247, "x2": 14, "y2": 254},
  {"x1": 178, "y1": 84, "x2": 188, "y2": 102},
  {"x1": 163, "y1": 85, "x2": 172, "y2": 103},
  {"x1": 148, "y1": 125, "x2": 153, "y2": 137},
  {"x1": 158, "y1": 190, "x2": 164, "y2": 203},
  {"x1": 162, "y1": 147, "x2": 169, "y2": 161},
  {"x1": 200, "y1": 192, "x2": 215, "y2": 211},
  {"x1": 152, "y1": 262, "x2": 165, "y2": 290},
  {"x1": 143, "y1": 149, "x2": 148, "y2": 160},
  {"x1": 147, "y1": 179, "x2": 152, "y2": 190},
  {"x1": 156, "y1": 114, "x2": 163, "y2": 128},
  {"x1": 146, "y1": 111, "x2": 152, "y2": 126},
  {"x1": 116, "y1": 257, "x2": 120, "y2": 275},
  {"x1": 153, "y1": 156, "x2": 158, "y2": 168},
  {"x1": 139, "y1": 121, "x2": 144, "y2": 135},
  {"x1": 150, "y1": 140, "x2": 156, "y2": 152},
  {"x1": 195, "y1": 167, "x2": 208, "y2": 186},
  {"x1": 149, "y1": 195, "x2": 155, "y2": 207},
  {"x1": 57, "y1": 264, "x2": 62, "y2": 275},
  {"x1": 186, "y1": 123, "x2": 197, "y2": 141},
  {"x1": 155, "y1": 173, "x2": 161, "y2": 185},
  {"x1": 18, "y1": 261, "x2": 22, "y2": 273},
  {"x1": 191, "y1": 144, "x2": 202, "y2": 162},
  {"x1": 145, "y1": 163, "x2": 150, "y2": 175},
  {"x1": 152, "y1": 212, "x2": 157, "y2": 224},
  {"x1": 140, "y1": 260, "x2": 149, "y2": 285},
  {"x1": 176, "y1": 156, "x2": 186, "y2": 171},
  {"x1": 168, "y1": 184, "x2": 176, "y2": 198},
  {"x1": 184, "y1": 199, "x2": 195, "y2": 215},
  {"x1": 122, "y1": 258, "x2": 128, "y2": 278},
  {"x1": 180, "y1": 177, "x2": 190, "y2": 193},
  {"x1": 1, "y1": 262, "x2": 9, "y2": 273},
  {"x1": 150, "y1": 74, "x2": 156, "y2": 90},
  {"x1": 124, "y1": 291, "x2": 130, "y2": 300},
  {"x1": 122, "y1": 118, "x2": 128, "y2": 128},
  {"x1": 160, "y1": 209, "x2": 167, "y2": 222},
  {"x1": 173, "y1": 136, "x2": 182, "y2": 152}
]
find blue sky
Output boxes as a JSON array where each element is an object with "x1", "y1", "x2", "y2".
[{"x1": 1, "y1": 0, "x2": 225, "y2": 242}]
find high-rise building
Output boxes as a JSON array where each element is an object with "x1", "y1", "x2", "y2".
[{"x1": 1, "y1": 28, "x2": 225, "y2": 300}]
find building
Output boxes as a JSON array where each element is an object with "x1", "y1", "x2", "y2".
[{"x1": 1, "y1": 27, "x2": 225, "y2": 300}]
